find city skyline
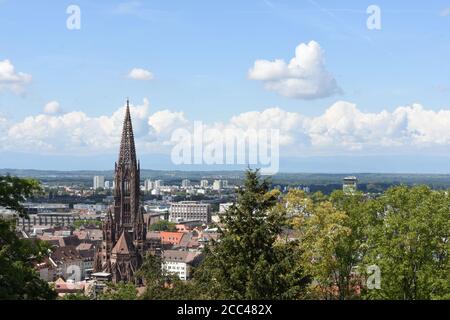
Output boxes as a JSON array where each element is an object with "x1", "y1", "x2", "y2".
[
  {"x1": 1, "y1": 1, "x2": 450, "y2": 172},
  {"x1": 2, "y1": 1, "x2": 449, "y2": 306}
]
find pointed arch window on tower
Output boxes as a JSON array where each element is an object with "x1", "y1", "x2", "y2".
[{"x1": 123, "y1": 179, "x2": 130, "y2": 195}]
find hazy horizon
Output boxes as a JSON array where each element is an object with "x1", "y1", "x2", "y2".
[{"x1": 2, "y1": 153, "x2": 450, "y2": 175}]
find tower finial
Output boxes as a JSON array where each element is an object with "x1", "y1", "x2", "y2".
[{"x1": 118, "y1": 98, "x2": 136, "y2": 166}]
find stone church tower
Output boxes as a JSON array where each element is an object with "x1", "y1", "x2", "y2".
[{"x1": 94, "y1": 100, "x2": 146, "y2": 283}]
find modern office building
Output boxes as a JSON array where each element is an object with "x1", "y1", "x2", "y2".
[{"x1": 169, "y1": 201, "x2": 212, "y2": 223}]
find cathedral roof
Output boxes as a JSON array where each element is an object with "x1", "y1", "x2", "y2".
[
  {"x1": 118, "y1": 100, "x2": 137, "y2": 166},
  {"x1": 112, "y1": 231, "x2": 135, "y2": 255}
]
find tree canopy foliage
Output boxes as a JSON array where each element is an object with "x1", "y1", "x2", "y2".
[
  {"x1": 0, "y1": 175, "x2": 41, "y2": 217},
  {"x1": 0, "y1": 175, "x2": 56, "y2": 300},
  {"x1": 149, "y1": 220, "x2": 177, "y2": 232},
  {"x1": 361, "y1": 186, "x2": 450, "y2": 300},
  {"x1": 193, "y1": 170, "x2": 309, "y2": 299}
]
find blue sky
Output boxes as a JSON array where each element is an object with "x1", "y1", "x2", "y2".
[{"x1": 1, "y1": 0, "x2": 450, "y2": 172}]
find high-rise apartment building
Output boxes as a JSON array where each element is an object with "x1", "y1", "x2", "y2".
[
  {"x1": 154, "y1": 180, "x2": 164, "y2": 189},
  {"x1": 144, "y1": 179, "x2": 154, "y2": 192},
  {"x1": 212, "y1": 180, "x2": 223, "y2": 191},
  {"x1": 181, "y1": 179, "x2": 191, "y2": 188},
  {"x1": 343, "y1": 176, "x2": 358, "y2": 194},
  {"x1": 93, "y1": 176, "x2": 105, "y2": 190}
]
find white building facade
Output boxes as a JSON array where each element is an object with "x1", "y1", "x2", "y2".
[
  {"x1": 169, "y1": 201, "x2": 211, "y2": 223},
  {"x1": 93, "y1": 176, "x2": 105, "y2": 190},
  {"x1": 162, "y1": 250, "x2": 201, "y2": 281}
]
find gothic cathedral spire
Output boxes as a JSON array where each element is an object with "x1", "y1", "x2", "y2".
[
  {"x1": 94, "y1": 99, "x2": 146, "y2": 284},
  {"x1": 118, "y1": 100, "x2": 137, "y2": 167},
  {"x1": 114, "y1": 99, "x2": 140, "y2": 234}
]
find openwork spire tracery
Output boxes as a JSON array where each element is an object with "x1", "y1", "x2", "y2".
[{"x1": 118, "y1": 100, "x2": 137, "y2": 166}]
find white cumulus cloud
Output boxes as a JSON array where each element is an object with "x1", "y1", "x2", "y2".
[
  {"x1": 127, "y1": 68, "x2": 154, "y2": 81},
  {"x1": 3, "y1": 99, "x2": 450, "y2": 158},
  {"x1": 43, "y1": 101, "x2": 62, "y2": 114},
  {"x1": 5, "y1": 98, "x2": 160, "y2": 154},
  {"x1": 248, "y1": 41, "x2": 340, "y2": 99},
  {"x1": 0, "y1": 59, "x2": 32, "y2": 94},
  {"x1": 148, "y1": 110, "x2": 189, "y2": 135}
]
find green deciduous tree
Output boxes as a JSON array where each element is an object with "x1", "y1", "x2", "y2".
[
  {"x1": 298, "y1": 198, "x2": 351, "y2": 299},
  {"x1": 149, "y1": 220, "x2": 177, "y2": 232},
  {"x1": 0, "y1": 175, "x2": 41, "y2": 217},
  {"x1": 289, "y1": 190, "x2": 371, "y2": 300},
  {"x1": 0, "y1": 175, "x2": 56, "y2": 300},
  {"x1": 328, "y1": 191, "x2": 373, "y2": 299},
  {"x1": 61, "y1": 293, "x2": 91, "y2": 300},
  {"x1": 72, "y1": 219, "x2": 101, "y2": 229},
  {"x1": 99, "y1": 282, "x2": 138, "y2": 300},
  {"x1": 361, "y1": 186, "x2": 450, "y2": 300}
]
